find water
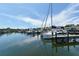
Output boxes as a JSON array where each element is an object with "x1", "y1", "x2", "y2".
[{"x1": 0, "y1": 33, "x2": 79, "y2": 56}]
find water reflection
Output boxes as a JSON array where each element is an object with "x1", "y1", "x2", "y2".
[
  {"x1": 41, "y1": 37, "x2": 79, "y2": 54},
  {"x1": 0, "y1": 33, "x2": 79, "y2": 55}
]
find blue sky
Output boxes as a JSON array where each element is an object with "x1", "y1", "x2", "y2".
[
  {"x1": 0, "y1": 3, "x2": 79, "y2": 29},
  {"x1": 52, "y1": 3, "x2": 79, "y2": 26},
  {"x1": 0, "y1": 3, "x2": 50, "y2": 29},
  {"x1": 52, "y1": 3, "x2": 69, "y2": 15}
]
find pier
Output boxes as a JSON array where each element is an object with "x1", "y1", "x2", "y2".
[{"x1": 53, "y1": 32, "x2": 79, "y2": 38}]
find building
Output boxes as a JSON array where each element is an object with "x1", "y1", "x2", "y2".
[{"x1": 64, "y1": 24, "x2": 76, "y2": 30}]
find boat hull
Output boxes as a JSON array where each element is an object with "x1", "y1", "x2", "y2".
[{"x1": 41, "y1": 33, "x2": 53, "y2": 39}]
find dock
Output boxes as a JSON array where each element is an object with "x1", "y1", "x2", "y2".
[{"x1": 53, "y1": 34, "x2": 79, "y2": 38}]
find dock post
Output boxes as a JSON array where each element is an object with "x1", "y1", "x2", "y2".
[
  {"x1": 67, "y1": 31, "x2": 69, "y2": 43},
  {"x1": 52, "y1": 31, "x2": 53, "y2": 38},
  {"x1": 55, "y1": 32, "x2": 57, "y2": 43}
]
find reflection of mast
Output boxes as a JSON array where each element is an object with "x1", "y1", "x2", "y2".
[
  {"x1": 67, "y1": 44, "x2": 70, "y2": 52},
  {"x1": 56, "y1": 45, "x2": 58, "y2": 53}
]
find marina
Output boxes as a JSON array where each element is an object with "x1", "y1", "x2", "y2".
[{"x1": 0, "y1": 3, "x2": 79, "y2": 56}]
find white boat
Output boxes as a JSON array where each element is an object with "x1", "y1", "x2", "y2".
[
  {"x1": 41, "y1": 31, "x2": 52, "y2": 39},
  {"x1": 41, "y1": 28, "x2": 68, "y2": 39}
]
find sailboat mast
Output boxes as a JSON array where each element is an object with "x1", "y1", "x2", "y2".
[
  {"x1": 50, "y1": 3, "x2": 53, "y2": 36},
  {"x1": 50, "y1": 3, "x2": 52, "y2": 28}
]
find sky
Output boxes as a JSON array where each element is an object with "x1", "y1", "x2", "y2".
[
  {"x1": 53, "y1": 3, "x2": 79, "y2": 26},
  {"x1": 0, "y1": 3, "x2": 79, "y2": 29}
]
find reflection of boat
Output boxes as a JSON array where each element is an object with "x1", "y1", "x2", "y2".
[
  {"x1": 41, "y1": 39, "x2": 52, "y2": 45},
  {"x1": 53, "y1": 41, "x2": 79, "y2": 47},
  {"x1": 52, "y1": 37, "x2": 79, "y2": 46}
]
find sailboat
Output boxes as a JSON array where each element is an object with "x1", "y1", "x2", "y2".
[
  {"x1": 40, "y1": 3, "x2": 67, "y2": 39},
  {"x1": 40, "y1": 3, "x2": 53, "y2": 39}
]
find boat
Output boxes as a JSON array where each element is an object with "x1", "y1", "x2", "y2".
[
  {"x1": 40, "y1": 3, "x2": 68, "y2": 39},
  {"x1": 41, "y1": 31, "x2": 52, "y2": 39},
  {"x1": 40, "y1": 3, "x2": 53, "y2": 39}
]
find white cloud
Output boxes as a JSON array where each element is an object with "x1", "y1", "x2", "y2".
[
  {"x1": 1, "y1": 4, "x2": 79, "y2": 28},
  {"x1": 50, "y1": 4, "x2": 79, "y2": 26},
  {"x1": 18, "y1": 17, "x2": 42, "y2": 27},
  {"x1": 0, "y1": 13, "x2": 43, "y2": 28}
]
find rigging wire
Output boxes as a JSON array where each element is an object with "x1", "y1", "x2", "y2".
[
  {"x1": 41, "y1": 4, "x2": 50, "y2": 30},
  {"x1": 44, "y1": 4, "x2": 50, "y2": 28}
]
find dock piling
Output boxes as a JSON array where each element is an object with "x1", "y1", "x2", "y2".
[
  {"x1": 67, "y1": 31, "x2": 69, "y2": 42},
  {"x1": 55, "y1": 32, "x2": 57, "y2": 43}
]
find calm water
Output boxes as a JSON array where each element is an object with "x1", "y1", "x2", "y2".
[{"x1": 0, "y1": 33, "x2": 79, "y2": 56}]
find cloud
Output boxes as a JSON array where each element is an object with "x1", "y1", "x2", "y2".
[
  {"x1": 0, "y1": 13, "x2": 43, "y2": 28},
  {"x1": 0, "y1": 35, "x2": 39, "y2": 50},
  {"x1": 1, "y1": 4, "x2": 79, "y2": 28},
  {"x1": 18, "y1": 17, "x2": 42, "y2": 27},
  {"x1": 52, "y1": 4, "x2": 79, "y2": 26}
]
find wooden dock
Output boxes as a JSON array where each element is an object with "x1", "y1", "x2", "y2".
[{"x1": 53, "y1": 34, "x2": 79, "y2": 38}]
